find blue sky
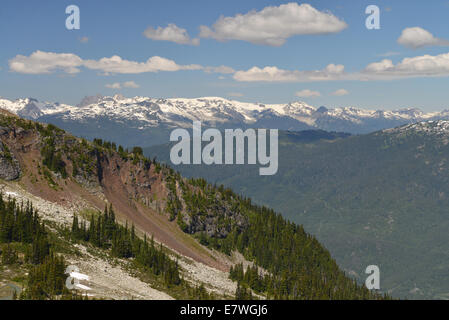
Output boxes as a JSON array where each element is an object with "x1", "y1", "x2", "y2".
[{"x1": 1, "y1": 0, "x2": 449, "y2": 111}]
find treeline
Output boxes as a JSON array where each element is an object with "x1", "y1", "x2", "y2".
[
  {"x1": 0, "y1": 194, "x2": 85, "y2": 300},
  {"x1": 93, "y1": 138, "x2": 145, "y2": 160},
  {"x1": 71, "y1": 205, "x2": 217, "y2": 299}
]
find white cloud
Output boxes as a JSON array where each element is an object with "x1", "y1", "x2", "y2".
[
  {"x1": 325, "y1": 63, "x2": 345, "y2": 74},
  {"x1": 295, "y1": 89, "x2": 321, "y2": 98},
  {"x1": 105, "y1": 81, "x2": 140, "y2": 89},
  {"x1": 234, "y1": 66, "x2": 297, "y2": 82},
  {"x1": 143, "y1": 23, "x2": 199, "y2": 45},
  {"x1": 331, "y1": 89, "x2": 349, "y2": 96},
  {"x1": 199, "y1": 2, "x2": 347, "y2": 46},
  {"x1": 9, "y1": 50, "x2": 83, "y2": 74},
  {"x1": 9, "y1": 51, "x2": 198, "y2": 75},
  {"x1": 123, "y1": 81, "x2": 140, "y2": 88},
  {"x1": 234, "y1": 51, "x2": 449, "y2": 82},
  {"x1": 11, "y1": 50, "x2": 449, "y2": 83},
  {"x1": 233, "y1": 64, "x2": 346, "y2": 82},
  {"x1": 9, "y1": 51, "x2": 237, "y2": 77},
  {"x1": 362, "y1": 53, "x2": 449, "y2": 79},
  {"x1": 83, "y1": 55, "x2": 202, "y2": 74},
  {"x1": 397, "y1": 27, "x2": 449, "y2": 49},
  {"x1": 105, "y1": 82, "x2": 121, "y2": 89},
  {"x1": 364, "y1": 59, "x2": 395, "y2": 73}
]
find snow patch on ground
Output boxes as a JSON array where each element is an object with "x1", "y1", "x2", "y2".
[{"x1": 66, "y1": 244, "x2": 174, "y2": 300}]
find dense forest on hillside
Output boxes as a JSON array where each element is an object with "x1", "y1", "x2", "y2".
[
  {"x1": 164, "y1": 174, "x2": 389, "y2": 300},
  {"x1": 145, "y1": 124, "x2": 449, "y2": 299}
]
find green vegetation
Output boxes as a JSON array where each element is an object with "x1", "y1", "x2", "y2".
[
  {"x1": 147, "y1": 127, "x2": 449, "y2": 299},
  {"x1": 0, "y1": 192, "x2": 215, "y2": 300},
  {"x1": 0, "y1": 142, "x2": 13, "y2": 163},
  {"x1": 70, "y1": 205, "x2": 217, "y2": 299},
  {"x1": 71, "y1": 205, "x2": 182, "y2": 287},
  {"x1": 41, "y1": 140, "x2": 67, "y2": 179},
  {"x1": 162, "y1": 170, "x2": 389, "y2": 299},
  {"x1": 0, "y1": 114, "x2": 394, "y2": 299},
  {"x1": 0, "y1": 194, "x2": 85, "y2": 299},
  {"x1": 80, "y1": 129, "x2": 389, "y2": 299}
]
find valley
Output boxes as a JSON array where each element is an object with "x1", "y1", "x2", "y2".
[{"x1": 146, "y1": 123, "x2": 449, "y2": 299}]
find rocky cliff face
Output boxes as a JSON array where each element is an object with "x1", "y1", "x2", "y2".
[
  {"x1": 171, "y1": 181, "x2": 249, "y2": 238},
  {"x1": 0, "y1": 129, "x2": 20, "y2": 180}
]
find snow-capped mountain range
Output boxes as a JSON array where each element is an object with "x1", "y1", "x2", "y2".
[
  {"x1": 384, "y1": 120, "x2": 449, "y2": 139},
  {"x1": 1, "y1": 94, "x2": 449, "y2": 147}
]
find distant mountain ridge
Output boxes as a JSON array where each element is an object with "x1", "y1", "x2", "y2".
[{"x1": 1, "y1": 95, "x2": 449, "y2": 147}]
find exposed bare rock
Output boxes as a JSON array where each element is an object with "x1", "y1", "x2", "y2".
[{"x1": 0, "y1": 141, "x2": 20, "y2": 180}]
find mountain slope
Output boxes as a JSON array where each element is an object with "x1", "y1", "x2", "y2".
[
  {"x1": 146, "y1": 121, "x2": 449, "y2": 299},
  {"x1": 0, "y1": 109, "x2": 386, "y2": 299},
  {"x1": 2, "y1": 95, "x2": 449, "y2": 147}
]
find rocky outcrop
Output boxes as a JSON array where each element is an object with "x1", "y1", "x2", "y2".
[
  {"x1": 0, "y1": 141, "x2": 20, "y2": 180},
  {"x1": 177, "y1": 190, "x2": 249, "y2": 238}
]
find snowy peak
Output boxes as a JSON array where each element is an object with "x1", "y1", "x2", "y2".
[
  {"x1": 1, "y1": 95, "x2": 449, "y2": 135},
  {"x1": 385, "y1": 120, "x2": 449, "y2": 136}
]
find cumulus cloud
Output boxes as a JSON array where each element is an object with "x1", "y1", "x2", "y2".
[
  {"x1": 10, "y1": 50, "x2": 449, "y2": 83},
  {"x1": 364, "y1": 59, "x2": 395, "y2": 73},
  {"x1": 295, "y1": 89, "x2": 321, "y2": 98},
  {"x1": 199, "y1": 2, "x2": 347, "y2": 46},
  {"x1": 234, "y1": 51, "x2": 449, "y2": 82},
  {"x1": 105, "y1": 82, "x2": 121, "y2": 89},
  {"x1": 83, "y1": 55, "x2": 202, "y2": 74},
  {"x1": 143, "y1": 23, "x2": 199, "y2": 45},
  {"x1": 8, "y1": 50, "x2": 83, "y2": 74},
  {"x1": 105, "y1": 81, "x2": 140, "y2": 89},
  {"x1": 123, "y1": 81, "x2": 140, "y2": 88},
  {"x1": 234, "y1": 66, "x2": 299, "y2": 82},
  {"x1": 397, "y1": 27, "x2": 449, "y2": 49},
  {"x1": 362, "y1": 52, "x2": 449, "y2": 79},
  {"x1": 331, "y1": 89, "x2": 349, "y2": 96},
  {"x1": 9, "y1": 51, "x2": 206, "y2": 75},
  {"x1": 233, "y1": 64, "x2": 346, "y2": 82}
]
